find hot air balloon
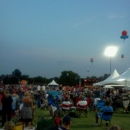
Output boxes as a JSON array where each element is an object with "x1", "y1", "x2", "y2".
[
  {"x1": 121, "y1": 54, "x2": 124, "y2": 59},
  {"x1": 90, "y1": 58, "x2": 94, "y2": 64},
  {"x1": 120, "y1": 30, "x2": 129, "y2": 43}
]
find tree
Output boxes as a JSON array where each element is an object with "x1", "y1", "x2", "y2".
[
  {"x1": 21, "y1": 75, "x2": 29, "y2": 80},
  {"x1": 33, "y1": 76, "x2": 44, "y2": 84},
  {"x1": 12, "y1": 69, "x2": 22, "y2": 80},
  {"x1": 1, "y1": 68, "x2": 111, "y2": 85},
  {"x1": 103, "y1": 74, "x2": 110, "y2": 80},
  {"x1": 59, "y1": 71, "x2": 80, "y2": 86},
  {"x1": 0, "y1": 74, "x2": 6, "y2": 81},
  {"x1": 91, "y1": 76, "x2": 97, "y2": 79},
  {"x1": 98, "y1": 76, "x2": 103, "y2": 82}
]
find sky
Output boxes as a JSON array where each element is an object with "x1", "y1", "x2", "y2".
[{"x1": 0, "y1": 0, "x2": 130, "y2": 78}]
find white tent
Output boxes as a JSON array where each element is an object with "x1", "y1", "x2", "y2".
[
  {"x1": 101, "y1": 68, "x2": 130, "y2": 87},
  {"x1": 93, "y1": 82, "x2": 101, "y2": 86},
  {"x1": 100, "y1": 69, "x2": 120, "y2": 85},
  {"x1": 48, "y1": 79, "x2": 59, "y2": 86},
  {"x1": 93, "y1": 69, "x2": 119, "y2": 86},
  {"x1": 103, "y1": 85, "x2": 114, "y2": 89},
  {"x1": 105, "y1": 84, "x2": 124, "y2": 88}
]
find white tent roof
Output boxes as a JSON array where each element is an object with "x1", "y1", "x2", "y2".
[
  {"x1": 93, "y1": 82, "x2": 101, "y2": 86},
  {"x1": 101, "y1": 68, "x2": 130, "y2": 86},
  {"x1": 104, "y1": 69, "x2": 119, "y2": 80},
  {"x1": 93, "y1": 69, "x2": 119, "y2": 86},
  {"x1": 103, "y1": 85, "x2": 114, "y2": 89},
  {"x1": 100, "y1": 69, "x2": 119, "y2": 85},
  {"x1": 48, "y1": 79, "x2": 59, "y2": 86},
  {"x1": 112, "y1": 68, "x2": 130, "y2": 81}
]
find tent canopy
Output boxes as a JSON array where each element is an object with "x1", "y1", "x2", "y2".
[
  {"x1": 93, "y1": 82, "x2": 101, "y2": 86},
  {"x1": 93, "y1": 69, "x2": 119, "y2": 86},
  {"x1": 103, "y1": 85, "x2": 114, "y2": 89},
  {"x1": 101, "y1": 68, "x2": 130, "y2": 86},
  {"x1": 48, "y1": 79, "x2": 59, "y2": 86},
  {"x1": 103, "y1": 85, "x2": 124, "y2": 89}
]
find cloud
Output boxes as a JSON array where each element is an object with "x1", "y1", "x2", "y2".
[
  {"x1": 73, "y1": 17, "x2": 95, "y2": 27},
  {"x1": 108, "y1": 13, "x2": 126, "y2": 19}
]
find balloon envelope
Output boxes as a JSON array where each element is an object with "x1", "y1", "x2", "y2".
[
  {"x1": 121, "y1": 54, "x2": 124, "y2": 58},
  {"x1": 90, "y1": 58, "x2": 93, "y2": 62},
  {"x1": 122, "y1": 30, "x2": 127, "y2": 36},
  {"x1": 120, "y1": 35, "x2": 129, "y2": 40}
]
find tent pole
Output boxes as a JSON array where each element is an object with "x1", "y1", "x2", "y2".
[{"x1": 110, "y1": 57, "x2": 111, "y2": 74}]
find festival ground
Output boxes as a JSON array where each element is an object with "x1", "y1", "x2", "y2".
[{"x1": 33, "y1": 108, "x2": 130, "y2": 130}]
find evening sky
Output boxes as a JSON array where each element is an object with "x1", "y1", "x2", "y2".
[{"x1": 0, "y1": 0, "x2": 130, "y2": 78}]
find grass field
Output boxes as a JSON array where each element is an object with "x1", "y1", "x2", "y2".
[{"x1": 34, "y1": 108, "x2": 130, "y2": 130}]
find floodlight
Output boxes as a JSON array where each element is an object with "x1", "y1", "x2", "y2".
[{"x1": 104, "y1": 46, "x2": 118, "y2": 57}]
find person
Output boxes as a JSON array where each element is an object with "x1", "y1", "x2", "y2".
[
  {"x1": 121, "y1": 89, "x2": 129, "y2": 113},
  {"x1": 1, "y1": 89, "x2": 13, "y2": 127},
  {"x1": 20, "y1": 91, "x2": 33, "y2": 130},
  {"x1": 57, "y1": 116, "x2": 72, "y2": 130},
  {"x1": 108, "y1": 125, "x2": 122, "y2": 130},
  {"x1": 54, "y1": 111, "x2": 61, "y2": 129},
  {"x1": 94, "y1": 100, "x2": 113, "y2": 126},
  {"x1": 106, "y1": 89, "x2": 111, "y2": 99},
  {"x1": 0, "y1": 89, "x2": 3, "y2": 118},
  {"x1": 75, "y1": 94, "x2": 82, "y2": 107},
  {"x1": 61, "y1": 97, "x2": 72, "y2": 110},
  {"x1": 77, "y1": 96, "x2": 87, "y2": 108},
  {"x1": 93, "y1": 88, "x2": 100, "y2": 109},
  {"x1": 11, "y1": 91, "x2": 19, "y2": 116},
  {"x1": 35, "y1": 91, "x2": 42, "y2": 108},
  {"x1": 100, "y1": 89, "x2": 105, "y2": 100},
  {"x1": 3, "y1": 121, "x2": 15, "y2": 130}
]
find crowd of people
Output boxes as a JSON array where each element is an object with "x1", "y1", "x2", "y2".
[{"x1": 0, "y1": 83, "x2": 129, "y2": 130}]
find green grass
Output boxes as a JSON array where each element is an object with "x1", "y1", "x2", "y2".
[{"x1": 34, "y1": 108, "x2": 130, "y2": 130}]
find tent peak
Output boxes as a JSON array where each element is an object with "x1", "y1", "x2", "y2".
[{"x1": 48, "y1": 79, "x2": 59, "y2": 86}]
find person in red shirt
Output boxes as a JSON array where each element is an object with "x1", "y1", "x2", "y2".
[{"x1": 54, "y1": 111, "x2": 61, "y2": 129}]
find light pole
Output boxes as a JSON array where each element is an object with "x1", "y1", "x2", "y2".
[
  {"x1": 104, "y1": 46, "x2": 118, "y2": 74},
  {"x1": 110, "y1": 57, "x2": 111, "y2": 74}
]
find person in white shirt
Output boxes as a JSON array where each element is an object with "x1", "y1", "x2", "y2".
[
  {"x1": 77, "y1": 96, "x2": 87, "y2": 108},
  {"x1": 62, "y1": 97, "x2": 72, "y2": 110}
]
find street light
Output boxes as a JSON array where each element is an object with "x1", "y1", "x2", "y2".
[{"x1": 104, "y1": 46, "x2": 118, "y2": 74}]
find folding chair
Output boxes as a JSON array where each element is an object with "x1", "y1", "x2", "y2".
[
  {"x1": 76, "y1": 104, "x2": 88, "y2": 117},
  {"x1": 96, "y1": 100, "x2": 105, "y2": 110},
  {"x1": 99, "y1": 112, "x2": 113, "y2": 126},
  {"x1": 61, "y1": 103, "x2": 72, "y2": 116}
]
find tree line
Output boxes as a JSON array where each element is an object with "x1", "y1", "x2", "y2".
[{"x1": 0, "y1": 69, "x2": 110, "y2": 86}]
